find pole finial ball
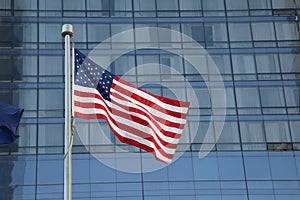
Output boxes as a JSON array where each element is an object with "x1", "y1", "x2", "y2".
[{"x1": 61, "y1": 24, "x2": 74, "y2": 37}]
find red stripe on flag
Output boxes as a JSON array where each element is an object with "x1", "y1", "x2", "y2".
[
  {"x1": 114, "y1": 76, "x2": 190, "y2": 108},
  {"x1": 110, "y1": 95, "x2": 184, "y2": 139},
  {"x1": 111, "y1": 82, "x2": 187, "y2": 119},
  {"x1": 74, "y1": 110, "x2": 175, "y2": 160},
  {"x1": 74, "y1": 91, "x2": 180, "y2": 157},
  {"x1": 76, "y1": 89, "x2": 184, "y2": 138},
  {"x1": 74, "y1": 99, "x2": 179, "y2": 149}
]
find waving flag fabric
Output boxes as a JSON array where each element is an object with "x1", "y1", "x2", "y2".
[
  {"x1": 73, "y1": 49, "x2": 189, "y2": 163},
  {"x1": 0, "y1": 102, "x2": 24, "y2": 144}
]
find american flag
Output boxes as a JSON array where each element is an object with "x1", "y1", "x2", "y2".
[{"x1": 73, "y1": 49, "x2": 189, "y2": 163}]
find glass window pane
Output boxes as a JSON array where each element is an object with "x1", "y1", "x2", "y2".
[
  {"x1": 0, "y1": 55, "x2": 12, "y2": 80},
  {"x1": 0, "y1": 24, "x2": 11, "y2": 47},
  {"x1": 168, "y1": 153, "x2": 194, "y2": 181},
  {"x1": 193, "y1": 153, "x2": 219, "y2": 180},
  {"x1": 18, "y1": 125, "x2": 37, "y2": 149},
  {"x1": 218, "y1": 153, "x2": 245, "y2": 180},
  {"x1": 226, "y1": 0, "x2": 248, "y2": 10},
  {"x1": 252, "y1": 22, "x2": 275, "y2": 41},
  {"x1": 188, "y1": 87, "x2": 210, "y2": 109},
  {"x1": 14, "y1": 0, "x2": 37, "y2": 9},
  {"x1": 114, "y1": 0, "x2": 132, "y2": 11},
  {"x1": 37, "y1": 155, "x2": 63, "y2": 184},
  {"x1": 113, "y1": 0, "x2": 132, "y2": 17},
  {"x1": 39, "y1": 55, "x2": 63, "y2": 76},
  {"x1": 72, "y1": 23, "x2": 87, "y2": 45},
  {"x1": 133, "y1": 0, "x2": 156, "y2": 17},
  {"x1": 0, "y1": 0, "x2": 11, "y2": 9},
  {"x1": 133, "y1": 0, "x2": 155, "y2": 10},
  {"x1": 249, "y1": 0, "x2": 271, "y2": 9},
  {"x1": 136, "y1": 54, "x2": 159, "y2": 81},
  {"x1": 181, "y1": 23, "x2": 205, "y2": 44},
  {"x1": 13, "y1": 89, "x2": 37, "y2": 117},
  {"x1": 179, "y1": 0, "x2": 201, "y2": 10},
  {"x1": 205, "y1": 22, "x2": 228, "y2": 48},
  {"x1": 284, "y1": 86, "x2": 300, "y2": 109},
  {"x1": 157, "y1": 0, "x2": 178, "y2": 10},
  {"x1": 275, "y1": 22, "x2": 299, "y2": 40},
  {"x1": 256, "y1": 54, "x2": 280, "y2": 73},
  {"x1": 203, "y1": 0, "x2": 224, "y2": 10},
  {"x1": 229, "y1": 23, "x2": 252, "y2": 42},
  {"x1": 232, "y1": 54, "x2": 256, "y2": 74},
  {"x1": 260, "y1": 87, "x2": 285, "y2": 107},
  {"x1": 15, "y1": 55, "x2": 37, "y2": 76},
  {"x1": 157, "y1": 23, "x2": 181, "y2": 48},
  {"x1": 279, "y1": 53, "x2": 296, "y2": 73},
  {"x1": 160, "y1": 54, "x2": 184, "y2": 74},
  {"x1": 19, "y1": 23, "x2": 37, "y2": 44},
  {"x1": 39, "y1": 0, "x2": 62, "y2": 16},
  {"x1": 39, "y1": 55, "x2": 63, "y2": 82},
  {"x1": 38, "y1": 124, "x2": 64, "y2": 147},
  {"x1": 87, "y1": 0, "x2": 103, "y2": 10},
  {"x1": 240, "y1": 121, "x2": 265, "y2": 143},
  {"x1": 39, "y1": 0, "x2": 61, "y2": 10},
  {"x1": 216, "y1": 121, "x2": 240, "y2": 143},
  {"x1": 236, "y1": 87, "x2": 260, "y2": 107},
  {"x1": 39, "y1": 23, "x2": 61, "y2": 43},
  {"x1": 290, "y1": 121, "x2": 300, "y2": 142},
  {"x1": 265, "y1": 121, "x2": 291, "y2": 142},
  {"x1": 269, "y1": 154, "x2": 298, "y2": 180},
  {"x1": 110, "y1": 55, "x2": 135, "y2": 76},
  {"x1": 14, "y1": 55, "x2": 37, "y2": 82},
  {"x1": 210, "y1": 54, "x2": 232, "y2": 76},
  {"x1": 244, "y1": 153, "x2": 272, "y2": 180},
  {"x1": 111, "y1": 23, "x2": 134, "y2": 48},
  {"x1": 191, "y1": 121, "x2": 210, "y2": 144},
  {"x1": 63, "y1": 0, "x2": 85, "y2": 10},
  {"x1": 38, "y1": 89, "x2": 64, "y2": 117},
  {"x1": 1, "y1": 156, "x2": 37, "y2": 185},
  {"x1": 272, "y1": 0, "x2": 295, "y2": 8}
]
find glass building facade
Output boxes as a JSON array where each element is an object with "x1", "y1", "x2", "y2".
[{"x1": 1, "y1": 0, "x2": 300, "y2": 199}]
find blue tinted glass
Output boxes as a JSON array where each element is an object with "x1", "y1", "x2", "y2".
[
  {"x1": 243, "y1": 152, "x2": 271, "y2": 180},
  {"x1": 296, "y1": 154, "x2": 300, "y2": 179},
  {"x1": 193, "y1": 152, "x2": 219, "y2": 180},
  {"x1": 0, "y1": 155, "x2": 36, "y2": 186},
  {"x1": 37, "y1": 155, "x2": 63, "y2": 184},
  {"x1": 218, "y1": 152, "x2": 245, "y2": 180},
  {"x1": 169, "y1": 181, "x2": 195, "y2": 196},
  {"x1": 167, "y1": 153, "x2": 194, "y2": 181},
  {"x1": 90, "y1": 157, "x2": 117, "y2": 183},
  {"x1": 222, "y1": 195, "x2": 248, "y2": 200},
  {"x1": 73, "y1": 155, "x2": 90, "y2": 183},
  {"x1": 36, "y1": 185, "x2": 63, "y2": 199},
  {"x1": 117, "y1": 182, "x2": 142, "y2": 197},
  {"x1": 144, "y1": 182, "x2": 170, "y2": 196},
  {"x1": 143, "y1": 164, "x2": 169, "y2": 181},
  {"x1": 269, "y1": 153, "x2": 298, "y2": 180},
  {"x1": 73, "y1": 184, "x2": 90, "y2": 199},
  {"x1": 275, "y1": 194, "x2": 300, "y2": 200},
  {"x1": 91, "y1": 183, "x2": 117, "y2": 197},
  {"x1": 249, "y1": 195, "x2": 275, "y2": 200},
  {"x1": 12, "y1": 185, "x2": 36, "y2": 200}
]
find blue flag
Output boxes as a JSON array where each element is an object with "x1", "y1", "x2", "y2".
[{"x1": 0, "y1": 102, "x2": 24, "y2": 144}]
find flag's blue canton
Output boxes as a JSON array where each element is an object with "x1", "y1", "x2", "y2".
[{"x1": 75, "y1": 49, "x2": 115, "y2": 101}]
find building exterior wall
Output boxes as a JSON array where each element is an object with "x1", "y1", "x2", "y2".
[{"x1": 0, "y1": 0, "x2": 300, "y2": 199}]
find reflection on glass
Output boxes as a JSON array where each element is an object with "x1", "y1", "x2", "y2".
[{"x1": 292, "y1": 53, "x2": 300, "y2": 112}]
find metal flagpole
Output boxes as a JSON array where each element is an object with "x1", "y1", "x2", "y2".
[{"x1": 61, "y1": 24, "x2": 74, "y2": 200}]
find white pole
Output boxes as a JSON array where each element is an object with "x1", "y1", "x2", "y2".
[{"x1": 61, "y1": 24, "x2": 73, "y2": 200}]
